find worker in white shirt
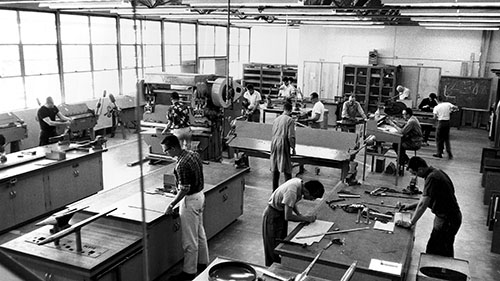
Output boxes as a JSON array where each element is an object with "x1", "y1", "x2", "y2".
[
  {"x1": 278, "y1": 77, "x2": 297, "y2": 101},
  {"x1": 432, "y1": 95, "x2": 459, "y2": 159},
  {"x1": 303, "y1": 92, "x2": 325, "y2": 129},
  {"x1": 243, "y1": 84, "x2": 262, "y2": 122},
  {"x1": 396, "y1": 85, "x2": 411, "y2": 100}
]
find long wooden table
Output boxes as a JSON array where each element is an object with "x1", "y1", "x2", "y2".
[
  {"x1": 0, "y1": 144, "x2": 105, "y2": 232},
  {"x1": 275, "y1": 182, "x2": 418, "y2": 281},
  {"x1": 1, "y1": 162, "x2": 249, "y2": 281},
  {"x1": 228, "y1": 121, "x2": 358, "y2": 180}
]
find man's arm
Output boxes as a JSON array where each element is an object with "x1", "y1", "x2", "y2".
[
  {"x1": 42, "y1": 116, "x2": 70, "y2": 127},
  {"x1": 284, "y1": 204, "x2": 315, "y2": 223},
  {"x1": 356, "y1": 102, "x2": 367, "y2": 119},
  {"x1": 165, "y1": 185, "x2": 189, "y2": 215},
  {"x1": 341, "y1": 102, "x2": 349, "y2": 119},
  {"x1": 56, "y1": 112, "x2": 73, "y2": 122},
  {"x1": 397, "y1": 196, "x2": 430, "y2": 228},
  {"x1": 288, "y1": 119, "x2": 296, "y2": 155}
]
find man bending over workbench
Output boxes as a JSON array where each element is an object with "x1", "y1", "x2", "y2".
[
  {"x1": 262, "y1": 178, "x2": 324, "y2": 266},
  {"x1": 396, "y1": 156, "x2": 462, "y2": 257}
]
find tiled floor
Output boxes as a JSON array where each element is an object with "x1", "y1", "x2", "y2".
[{"x1": 99, "y1": 125, "x2": 500, "y2": 280}]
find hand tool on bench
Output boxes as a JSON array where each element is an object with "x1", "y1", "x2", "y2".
[
  {"x1": 295, "y1": 226, "x2": 370, "y2": 239},
  {"x1": 340, "y1": 261, "x2": 358, "y2": 281},
  {"x1": 276, "y1": 239, "x2": 307, "y2": 248},
  {"x1": 293, "y1": 240, "x2": 335, "y2": 281}
]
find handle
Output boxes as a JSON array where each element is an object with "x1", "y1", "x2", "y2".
[
  {"x1": 9, "y1": 190, "x2": 16, "y2": 199},
  {"x1": 9, "y1": 178, "x2": 17, "y2": 187},
  {"x1": 222, "y1": 193, "x2": 228, "y2": 202}
]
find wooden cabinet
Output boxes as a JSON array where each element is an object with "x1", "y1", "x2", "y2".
[
  {"x1": 343, "y1": 64, "x2": 399, "y2": 114},
  {"x1": 242, "y1": 63, "x2": 298, "y2": 98}
]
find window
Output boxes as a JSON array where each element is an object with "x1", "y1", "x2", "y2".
[
  {"x1": 0, "y1": 10, "x2": 20, "y2": 44},
  {"x1": 198, "y1": 25, "x2": 215, "y2": 57},
  {"x1": 215, "y1": 26, "x2": 227, "y2": 56},
  {"x1": 143, "y1": 20, "x2": 162, "y2": 72},
  {"x1": 164, "y1": 22, "x2": 180, "y2": 68},
  {"x1": 120, "y1": 18, "x2": 143, "y2": 95}
]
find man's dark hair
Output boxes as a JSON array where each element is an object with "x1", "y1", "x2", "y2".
[
  {"x1": 282, "y1": 77, "x2": 289, "y2": 83},
  {"x1": 288, "y1": 77, "x2": 294, "y2": 83},
  {"x1": 404, "y1": 108, "x2": 413, "y2": 116},
  {"x1": 429, "y1": 93, "x2": 437, "y2": 100},
  {"x1": 171, "y1": 91, "x2": 180, "y2": 100},
  {"x1": 246, "y1": 84, "x2": 254, "y2": 90},
  {"x1": 161, "y1": 134, "x2": 181, "y2": 149},
  {"x1": 283, "y1": 102, "x2": 293, "y2": 112},
  {"x1": 304, "y1": 180, "x2": 325, "y2": 199},
  {"x1": 408, "y1": 156, "x2": 428, "y2": 171},
  {"x1": 310, "y1": 92, "x2": 319, "y2": 99}
]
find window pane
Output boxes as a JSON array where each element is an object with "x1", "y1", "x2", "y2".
[
  {"x1": 144, "y1": 45, "x2": 161, "y2": 67},
  {"x1": 240, "y1": 28, "x2": 250, "y2": 45},
  {"x1": 121, "y1": 45, "x2": 142, "y2": 68},
  {"x1": 165, "y1": 45, "x2": 180, "y2": 65},
  {"x1": 164, "y1": 22, "x2": 180, "y2": 45},
  {"x1": 94, "y1": 70, "x2": 119, "y2": 96},
  {"x1": 122, "y1": 69, "x2": 139, "y2": 95},
  {"x1": 93, "y1": 45, "x2": 117, "y2": 70},
  {"x1": 230, "y1": 27, "x2": 238, "y2": 45},
  {"x1": 0, "y1": 10, "x2": 19, "y2": 44},
  {"x1": 240, "y1": 45, "x2": 249, "y2": 63},
  {"x1": 143, "y1": 21, "x2": 161, "y2": 44},
  {"x1": 181, "y1": 23, "x2": 195, "y2": 45},
  {"x1": 120, "y1": 19, "x2": 140, "y2": 45},
  {"x1": 181, "y1": 45, "x2": 195, "y2": 62},
  {"x1": 215, "y1": 27, "x2": 227, "y2": 56},
  {"x1": 60, "y1": 14, "x2": 90, "y2": 44},
  {"x1": 20, "y1": 11, "x2": 56, "y2": 44},
  {"x1": 144, "y1": 67, "x2": 162, "y2": 73},
  {"x1": 64, "y1": 72, "x2": 93, "y2": 103},
  {"x1": 0, "y1": 46, "x2": 21, "y2": 77},
  {"x1": 62, "y1": 45, "x2": 91, "y2": 72},
  {"x1": 0, "y1": 77, "x2": 25, "y2": 111},
  {"x1": 25, "y1": 74, "x2": 61, "y2": 108},
  {"x1": 91, "y1": 16, "x2": 117, "y2": 44},
  {"x1": 165, "y1": 65, "x2": 181, "y2": 73},
  {"x1": 229, "y1": 62, "x2": 242, "y2": 80},
  {"x1": 24, "y1": 45, "x2": 58, "y2": 75},
  {"x1": 230, "y1": 45, "x2": 238, "y2": 62},
  {"x1": 198, "y1": 25, "x2": 214, "y2": 57}
]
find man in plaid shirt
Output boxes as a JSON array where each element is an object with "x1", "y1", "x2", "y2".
[
  {"x1": 163, "y1": 135, "x2": 208, "y2": 280},
  {"x1": 162, "y1": 91, "x2": 192, "y2": 150}
]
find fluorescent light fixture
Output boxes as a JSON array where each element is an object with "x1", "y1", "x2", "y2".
[
  {"x1": 411, "y1": 17, "x2": 500, "y2": 22},
  {"x1": 419, "y1": 22, "x2": 500, "y2": 26},
  {"x1": 425, "y1": 26, "x2": 499, "y2": 30},
  {"x1": 304, "y1": 24, "x2": 385, "y2": 29},
  {"x1": 401, "y1": 9, "x2": 500, "y2": 17},
  {"x1": 384, "y1": 1, "x2": 500, "y2": 7},
  {"x1": 40, "y1": 0, "x2": 131, "y2": 9}
]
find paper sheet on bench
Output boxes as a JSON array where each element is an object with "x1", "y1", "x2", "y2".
[
  {"x1": 290, "y1": 220, "x2": 334, "y2": 245},
  {"x1": 373, "y1": 221, "x2": 395, "y2": 232},
  {"x1": 369, "y1": 259, "x2": 402, "y2": 275}
]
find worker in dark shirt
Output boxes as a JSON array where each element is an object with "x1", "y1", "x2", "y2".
[
  {"x1": 418, "y1": 93, "x2": 438, "y2": 145},
  {"x1": 162, "y1": 91, "x2": 192, "y2": 150},
  {"x1": 390, "y1": 108, "x2": 423, "y2": 166},
  {"x1": 397, "y1": 156, "x2": 462, "y2": 257},
  {"x1": 163, "y1": 135, "x2": 208, "y2": 280},
  {"x1": 37, "y1": 96, "x2": 73, "y2": 146}
]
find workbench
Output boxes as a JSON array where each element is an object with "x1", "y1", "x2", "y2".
[
  {"x1": 262, "y1": 106, "x2": 329, "y2": 129},
  {"x1": 275, "y1": 183, "x2": 418, "y2": 281},
  {"x1": 193, "y1": 257, "x2": 330, "y2": 281},
  {"x1": 228, "y1": 121, "x2": 358, "y2": 180},
  {"x1": 0, "y1": 144, "x2": 104, "y2": 233},
  {"x1": 0, "y1": 162, "x2": 249, "y2": 281}
]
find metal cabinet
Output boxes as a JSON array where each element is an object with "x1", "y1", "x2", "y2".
[
  {"x1": 46, "y1": 156, "x2": 103, "y2": 210},
  {"x1": 0, "y1": 174, "x2": 45, "y2": 231}
]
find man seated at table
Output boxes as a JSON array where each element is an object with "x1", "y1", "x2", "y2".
[
  {"x1": 300, "y1": 92, "x2": 324, "y2": 129},
  {"x1": 262, "y1": 178, "x2": 324, "y2": 266},
  {"x1": 390, "y1": 108, "x2": 423, "y2": 166},
  {"x1": 341, "y1": 94, "x2": 367, "y2": 132}
]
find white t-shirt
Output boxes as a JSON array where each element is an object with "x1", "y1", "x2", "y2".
[
  {"x1": 312, "y1": 101, "x2": 325, "y2": 123},
  {"x1": 399, "y1": 87, "x2": 411, "y2": 100},
  {"x1": 279, "y1": 84, "x2": 296, "y2": 98},
  {"x1": 433, "y1": 102, "x2": 455, "y2": 121},
  {"x1": 268, "y1": 178, "x2": 302, "y2": 211},
  {"x1": 243, "y1": 90, "x2": 262, "y2": 110}
]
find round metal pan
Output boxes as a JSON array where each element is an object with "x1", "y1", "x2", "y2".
[{"x1": 208, "y1": 261, "x2": 257, "y2": 281}]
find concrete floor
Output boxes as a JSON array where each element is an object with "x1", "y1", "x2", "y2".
[{"x1": 100, "y1": 126, "x2": 500, "y2": 280}]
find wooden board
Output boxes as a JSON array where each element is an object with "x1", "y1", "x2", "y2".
[{"x1": 439, "y1": 76, "x2": 492, "y2": 110}]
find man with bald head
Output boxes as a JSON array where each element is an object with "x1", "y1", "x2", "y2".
[{"x1": 37, "y1": 96, "x2": 73, "y2": 146}]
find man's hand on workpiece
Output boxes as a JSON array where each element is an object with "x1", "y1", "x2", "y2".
[
  {"x1": 304, "y1": 215, "x2": 316, "y2": 223},
  {"x1": 395, "y1": 220, "x2": 412, "y2": 229},
  {"x1": 165, "y1": 204, "x2": 174, "y2": 215}
]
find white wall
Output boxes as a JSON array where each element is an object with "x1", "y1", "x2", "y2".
[{"x1": 250, "y1": 26, "x2": 299, "y2": 65}]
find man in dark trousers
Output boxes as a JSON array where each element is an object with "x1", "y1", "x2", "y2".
[
  {"x1": 163, "y1": 135, "x2": 208, "y2": 280},
  {"x1": 270, "y1": 102, "x2": 296, "y2": 191},
  {"x1": 396, "y1": 156, "x2": 462, "y2": 257},
  {"x1": 390, "y1": 108, "x2": 423, "y2": 165},
  {"x1": 418, "y1": 92, "x2": 438, "y2": 146},
  {"x1": 262, "y1": 178, "x2": 324, "y2": 266},
  {"x1": 433, "y1": 96, "x2": 458, "y2": 159},
  {"x1": 37, "y1": 96, "x2": 73, "y2": 146}
]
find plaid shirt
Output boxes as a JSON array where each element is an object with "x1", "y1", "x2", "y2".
[
  {"x1": 167, "y1": 101, "x2": 190, "y2": 129},
  {"x1": 174, "y1": 150, "x2": 204, "y2": 195}
]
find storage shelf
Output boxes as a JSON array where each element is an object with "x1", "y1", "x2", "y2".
[{"x1": 243, "y1": 63, "x2": 297, "y2": 98}]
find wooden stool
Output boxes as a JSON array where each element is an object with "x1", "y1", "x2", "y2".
[{"x1": 417, "y1": 253, "x2": 470, "y2": 281}]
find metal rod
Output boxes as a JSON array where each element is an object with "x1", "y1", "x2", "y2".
[
  {"x1": 75, "y1": 229, "x2": 82, "y2": 253},
  {"x1": 295, "y1": 226, "x2": 370, "y2": 240},
  {"x1": 340, "y1": 261, "x2": 358, "y2": 281}
]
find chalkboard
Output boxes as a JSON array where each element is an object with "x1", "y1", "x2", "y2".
[{"x1": 439, "y1": 76, "x2": 492, "y2": 109}]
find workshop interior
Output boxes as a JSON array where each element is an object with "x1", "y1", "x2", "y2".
[{"x1": 1, "y1": 0, "x2": 500, "y2": 281}]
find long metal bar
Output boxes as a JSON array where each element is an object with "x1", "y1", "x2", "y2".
[{"x1": 295, "y1": 226, "x2": 370, "y2": 240}]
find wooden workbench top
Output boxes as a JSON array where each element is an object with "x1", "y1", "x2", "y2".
[
  {"x1": 70, "y1": 161, "x2": 249, "y2": 224},
  {"x1": 0, "y1": 144, "x2": 105, "y2": 180},
  {"x1": 276, "y1": 182, "x2": 418, "y2": 280}
]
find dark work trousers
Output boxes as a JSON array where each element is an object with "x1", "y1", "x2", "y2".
[
  {"x1": 421, "y1": 124, "x2": 432, "y2": 142},
  {"x1": 262, "y1": 206, "x2": 288, "y2": 266},
  {"x1": 436, "y1": 120, "x2": 451, "y2": 155},
  {"x1": 39, "y1": 130, "x2": 57, "y2": 146},
  {"x1": 272, "y1": 170, "x2": 292, "y2": 191},
  {"x1": 248, "y1": 110, "x2": 261, "y2": 123},
  {"x1": 426, "y1": 211, "x2": 462, "y2": 257},
  {"x1": 392, "y1": 141, "x2": 420, "y2": 165}
]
